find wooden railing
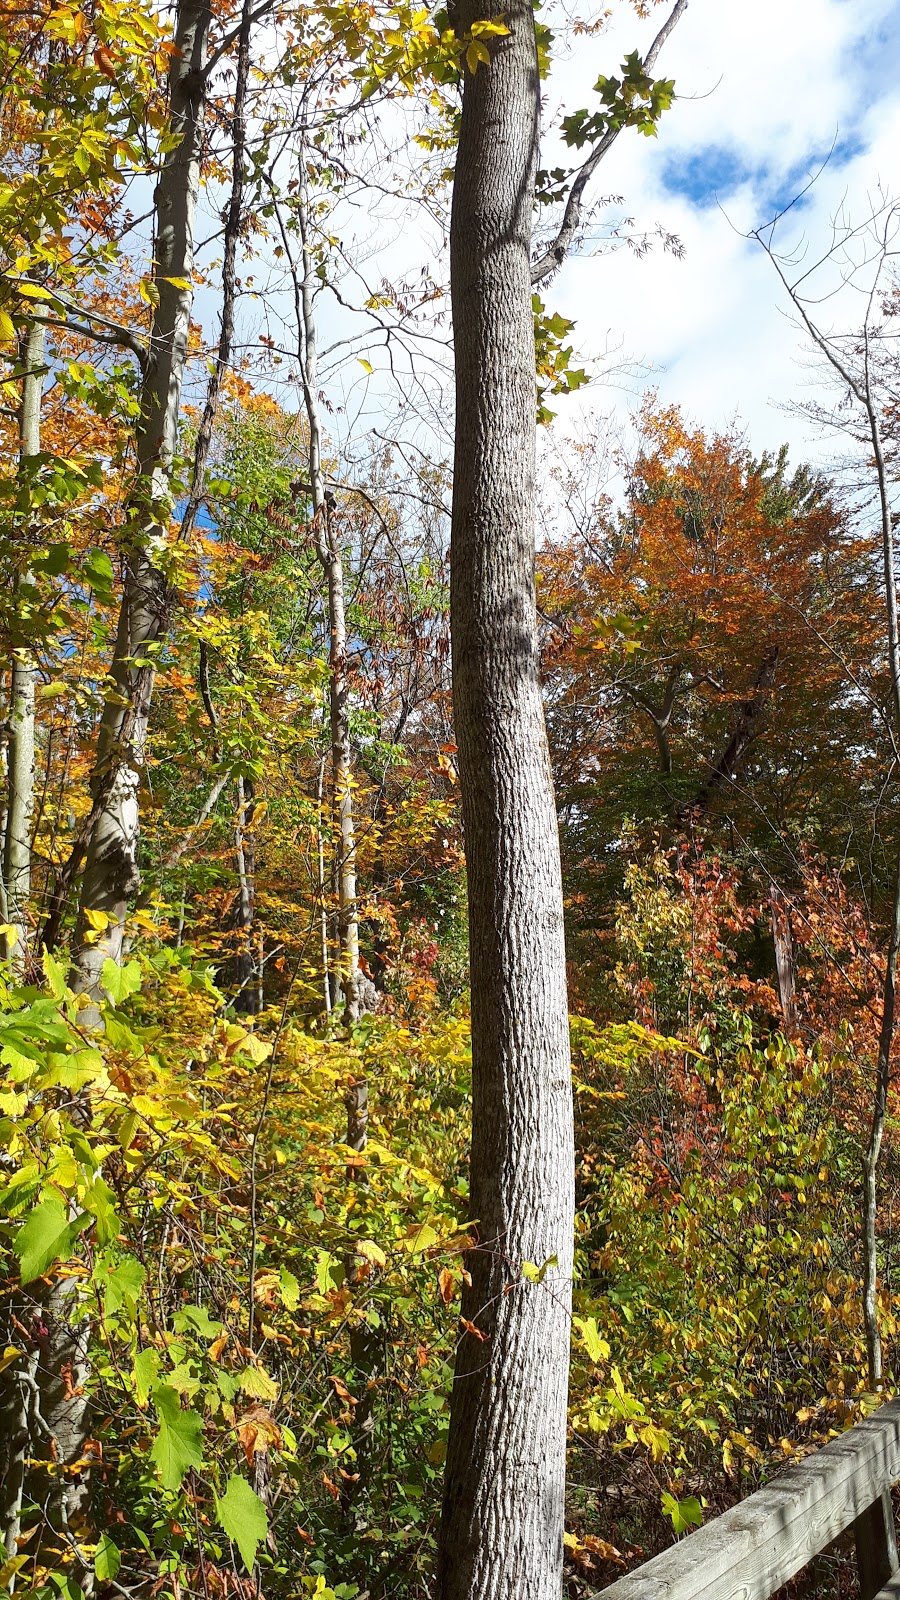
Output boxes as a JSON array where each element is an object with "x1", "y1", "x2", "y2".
[{"x1": 600, "y1": 1399, "x2": 900, "y2": 1600}]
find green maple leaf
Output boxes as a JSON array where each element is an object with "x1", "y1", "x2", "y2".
[
  {"x1": 14, "y1": 1194, "x2": 78, "y2": 1283},
  {"x1": 150, "y1": 1383, "x2": 204, "y2": 1489},
  {"x1": 215, "y1": 1475, "x2": 268, "y2": 1572}
]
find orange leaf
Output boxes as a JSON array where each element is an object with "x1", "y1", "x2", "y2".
[{"x1": 460, "y1": 1317, "x2": 488, "y2": 1343}]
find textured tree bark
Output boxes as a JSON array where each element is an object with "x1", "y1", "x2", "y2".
[
  {"x1": 435, "y1": 2, "x2": 575, "y2": 1595},
  {"x1": 4, "y1": 310, "x2": 46, "y2": 968},
  {"x1": 768, "y1": 882, "x2": 799, "y2": 1037},
  {"x1": 70, "y1": 0, "x2": 211, "y2": 1009},
  {"x1": 0, "y1": 1335, "x2": 40, "y2": 1581}
]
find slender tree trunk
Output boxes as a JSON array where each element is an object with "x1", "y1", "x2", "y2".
[
  {"x1": 435, "y1": 3, "x2": 575, "y2": 1595},
  {"x1": 178, "y1": 0, "x2": 251, "y2": 543},
  {"x1": 341, "y1": 1079, "x2": 379, "y2": 1523},
  {"x1": 231, "y1": 775, "x2": 258, "y2": 1011},
  {"x1": 70, "y1": 0, "x2": 211, "y2": 1009},
  {"x1": 861, "y1": 367, "x2": 900, "y2": 1390},
  {"x1": 316, "y1": 752, "x2": 332, "y2": 1013},
  {"x1": 768, "y1": 882, "x2": 799, "y2": 1038},
  {"x1": 295, "y1": 169, "x2": 360, "y2": 1021},
  {"x1": 863, "y1": 859, "x2": 900, "y2": 1386},
  {"x1": 4, "y1": 309, "x2": 46, "y2": 967},
  {"x1": 0, "y1": 1337, "x2": 40, "y2": 1586}
]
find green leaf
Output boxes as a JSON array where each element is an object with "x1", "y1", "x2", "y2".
[
  {"x1": 576, "y1": 1315, "x2": 611, "y2": 1363},
  {"x1": 15, "y1": 1194, "x2": 75, "y2": 1282},
  {"x1": 661, "y1": 1491, "x2": 703, "y2": 1535},
  {"x1": 215, "y1": 1475, "x2": 268, "y2": 1572},
  {"x1": 239, "y1": 1365, "x2": 278, "y2": 1401},
  {"x1": 100, "y1": 958, "x2": 142, "y2": 1005},
  {"x1": 150, "y1": 1383, "x2": 204, "y2": 1488},
  {"x1": 133, "y1": 1347, "x2": 159, "y2": 1407},
  {"x1": 95, "y1": 1252, "x2": 145, "y2": 1314},
  {"x1": 279, "y1": 1266, "x2": 300, "y2": 1309},
  {"x1": 521, "y1": 1252, "x2": 558, "y2": 1284},
  {"x1": 173, "y1": 1303, "x2": 223, "y2": 1339},
  {"x1": 94, "y1": 1533, "x2": 121, "y2": 1583}
]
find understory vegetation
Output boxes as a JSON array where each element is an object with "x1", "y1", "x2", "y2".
[{"x1": 2, "y1": 0, "x2": 900, "y2": 1596}]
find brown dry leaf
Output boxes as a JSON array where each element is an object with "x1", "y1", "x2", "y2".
[
  {"x1": 460, "y1": 1317, "x2": 488, "y2": 1343},
  {"x1": 437, "y1": 1266, "x2": 455, "y2": 1305},
  {"x1": 582, "y1": 1534, "x2": 624, "y2": 1562},
  {"x1": 322, "y1": 1474, "x2": 341, "y2": 1502},
  {"x1": 237, "y1": 1405, "x2": 282, "y2": 1467}
]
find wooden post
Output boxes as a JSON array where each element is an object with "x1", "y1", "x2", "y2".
[{"x1": 855, "y1": 1491, "x2": 898, "y2": 1599}]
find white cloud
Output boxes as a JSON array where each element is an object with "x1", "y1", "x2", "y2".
[{"x1": 543, "y1": 0, "x2": 900, "y2": 462}]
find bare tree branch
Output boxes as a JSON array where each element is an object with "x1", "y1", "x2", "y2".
[{"x1": 531, "y1": 0, "x2": 688, "y2": 285}]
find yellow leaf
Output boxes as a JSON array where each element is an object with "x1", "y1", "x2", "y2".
[
  {"x1": 83, "y1": 907, "x2": 114, "y2": 932},
  {"x1": 0, "y1": 309, "x2": 15, "y2": 343},
  {"x1": 0, "y1": 1347, "x2": 22, "y2": 1377},
  {"x1": 465, "y1": 38, "x2": 490, "y2": 71},
  {"x1": 470, "y1": 18, "x2": 509, "y2": 35},
  {"x1": 356, "y1": 1240, "x2": 387, "y2": 1269},
  {"x1": 358, "y1": 357, "x2": 373, "y2": 374},
  {"x1": 239, "y1": 1365, "x2": 279, "y2": 1401}
]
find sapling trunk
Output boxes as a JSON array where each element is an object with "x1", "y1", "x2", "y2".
[
  {"x1": 4, "y1": 309, "x2": 46, "y2": 968},
  {"x1": 294, "y1": 165, "x2": 360, "y2": 1021}
]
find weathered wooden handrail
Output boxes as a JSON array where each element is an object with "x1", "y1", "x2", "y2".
[{"x1": 600, "y1": 1398, "x2": 900, "y2": 1600}]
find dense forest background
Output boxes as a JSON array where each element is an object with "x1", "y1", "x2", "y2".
[{"x1": 1, "y1": 0, "x2": 900, "y2": 1596}]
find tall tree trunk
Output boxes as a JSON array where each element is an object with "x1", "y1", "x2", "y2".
[
  {"x1": 4, "y1": 309, "x2": 46, "y2": 967},
  {"x1": 294, "y1": 168, "x2": 360, "y2": 1021},
  {"x1": 435, "y1": 3, "x2": 575, "y2": 1595},
  {"x1": 70, "y1": 0, "x2": 211, "y2": 1010}
]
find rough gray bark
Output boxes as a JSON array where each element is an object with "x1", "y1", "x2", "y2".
[
  {"x1": 70, "y1": 0, "x2": 211, "y2": 1008},
  {"x1": 4, "y1": 310, "x2": 46, "y2": 968},
  {"x1": 435, "y1": 2, "x2": 575, "y2": 1595}
]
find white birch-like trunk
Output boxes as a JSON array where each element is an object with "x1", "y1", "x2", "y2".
[{"x1": 4, "y1": 309, "x2": 46, "y2": 966}]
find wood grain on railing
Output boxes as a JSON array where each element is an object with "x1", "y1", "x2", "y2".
[{"x1": 598, "y1": 1399, "x2": 900, "y2": 1600}]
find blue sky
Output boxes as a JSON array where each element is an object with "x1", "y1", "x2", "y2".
[{"x1": 543, "y1": 0, "x2": 900, "y2": 466}]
